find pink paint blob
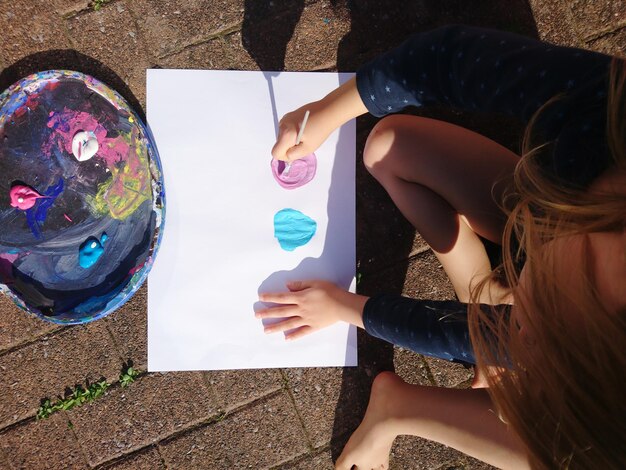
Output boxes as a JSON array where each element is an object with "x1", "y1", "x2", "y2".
[
  {"x1": 9, "y1": 185, "x2": 48, "y2": 210},
  {"x1": 271, "y1": 153, "x2": 317, "y2": 189},
  {"x1": 64, "y1": 213, "x2": 73, "y2": 222}
]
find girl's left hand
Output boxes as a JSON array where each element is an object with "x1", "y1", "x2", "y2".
[{"x1": 256, "y1": 280, "x2": 368, "y2": 340}]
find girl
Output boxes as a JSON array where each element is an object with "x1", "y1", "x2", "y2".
[{"x1": 256, "y1": 25, "x2": 626, "y2": 469}]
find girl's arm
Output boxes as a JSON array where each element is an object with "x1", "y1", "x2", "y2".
[
  {"x1": 356, "y1": 24, "x2": 610, "y2": 121},
  {"x1": 258, "y1": 281, "x2": 513, "y2": 368}
]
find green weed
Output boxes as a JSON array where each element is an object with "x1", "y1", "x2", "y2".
[
  {"x1": 119, "y1": 365, "x2": 139, "y2": 388},
  {"x1": 92, "y1": 0, "x2": 110, "y2": 11},
  {"x1": 36, "y1": 379, "x2": 109, "y2": 420},
  {"x1": 36, "y1": 364, "x2": 143, "y2": 420}
]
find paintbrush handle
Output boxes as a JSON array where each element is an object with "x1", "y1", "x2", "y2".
[{"x1": 295, "y1": 110, "x2": 310, "y2": 146}]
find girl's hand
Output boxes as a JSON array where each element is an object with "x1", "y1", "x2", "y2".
[
  {"x1": 271, "y1": 77, "x2": 368, "y2": 162},
  {"x1": 271, "y1": 102, "x2": 335, "y2": 162},
  {"x1": 256, "y1": 280, "x2": 369, "y2": 340}
]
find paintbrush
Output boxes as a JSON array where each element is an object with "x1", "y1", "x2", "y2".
[{"x1": 283, "y1": 110, "x2": 310, "y2": 176}]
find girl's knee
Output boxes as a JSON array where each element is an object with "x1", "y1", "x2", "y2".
[
  {"x1": 363, "y1": 116, "x2": 405, "y2": 174},
  {"x1": 363, "y1": 115, "x2": 423, "y2": 177}
]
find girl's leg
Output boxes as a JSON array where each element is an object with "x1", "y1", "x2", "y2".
[
  {"x1": 363, "y1": 115, "x2": 519, "y2": 303},
  {"x1": 335, "y1": 372, "x2": 529, "y2": 470}
]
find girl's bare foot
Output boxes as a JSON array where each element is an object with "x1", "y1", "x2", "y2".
[{"x1": 335, "y1": 371, "x2": 407, "y2": 470}]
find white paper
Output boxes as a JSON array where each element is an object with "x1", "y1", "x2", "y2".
[{"x1": 146, "y1": 70, "x2": 356, "y2": 371}]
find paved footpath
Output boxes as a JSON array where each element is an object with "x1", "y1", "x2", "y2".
[{"x1": 0, "y1": 1, "x2": 623, "y2": 468}]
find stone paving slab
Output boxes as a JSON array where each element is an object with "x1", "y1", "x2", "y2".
[
  {"x1": 282, "y1": 2, "x2": 351, "y2": 71},
  {"x1": 0, "y1": 321, "x2": 122, "y2": 428},
  {"x1": 588, "y1": 27, "x2": 626, "y2": 54},
  {"x1": 567, "y1": 0, "x2": 625, "y2": 41},
  {"x1": 424, "y1": 356, "x2": 474, "y2": 389},
  {"x1": 128, "y1": 0, "x2": 246, "y2": 59},
  {"x1": 284, "y1": 367, "x2": 362, "y2": 449},
  {"x1": 0, "y1": 412, "x2": 86, "y2": 470},
  {"x1": 0, "y1": 296, "x2": 59, "y2": 353},
  {"x1": 393, "y1": 347, "x2": 435, "y2": 387},
  {"x1": 275, "y1": 447, "x2": 335, "y2": 469},
  {"x1": 100, "y1": 446, "x2": 165, "y2": 470},
  {"x1": 157, "y1": 31, "x2": 259, "y2": 71},
  {"x1": 158, "y1": 391, "x2": 308, "y2": 468},
  {"x1": 65, "y1": 0, "x2": 152, "y2": 108},
  {"x1": 206, "y1": 368, "x2": 283, "y2": 412},
  {"x1": 105, "y1": 285, "x2": 149, "y2": 370},
  {"x1": 390, "y1": 435, "x2": 490, "y2": 470},
  {"x1": 68, "y1": 371, "x2": 218, "y2": 467},
  {"x1": 0, "y1": 1, "x2": 71, "y2": 65}
]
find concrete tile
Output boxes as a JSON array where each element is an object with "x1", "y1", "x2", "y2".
[
  {"x1": 568, "y1": 0, "x2": 626, "y2": 41},
  {"x1": 284, "y1": 367, "x2": 360, "y2": 448},
  {"x1": 283, "y1": 2, "x2": 351, "y2": 71},
  {"x1": 101, "y1": 446, "x2": 165, "y2": 470},
  {"x1": 68, "y1": 372, "x2": 217, "y2": 467},
  {"x1": 356, "y1": 191, "x2": 421, "y2": 281},
  {"x1": 0, "y1": 294, "x2": 59, "y2": 353},
  {"x1": 159, "y1": 391, "x2": 308, "y2": 468},
  {"x1": 0, "y1": 413, "x2": 87, "y2": 470},
  {"x1": 52, "y1": 0, "x2": 90, "y2": 17},
  {"x1": 528, "y1": 0, "x2": 579, "y2": 46},
  {"x1": 423, "y1": 356, "x2": 474, "y2": 389},
  {"x1": 0, "y1": 322, "x2": 122, "y2": 428},
  {"x1": 128, "y1": 0, "x2": 245, "y2": 58},
  {"x1": 393, "y1": 348, "x2": 434, "y2": 386},
  {"x1": 106, "y1": 284, "x2": 148, "y2": 370},
  {"x1": 390, "y1": 435, "x2": 486, "y2": 469},
  {"x1": 275, "y1": 448, "x2": 334, "y2": 469},
  {"x1": 0, "y1": 1, "x2": 71, "y2": 65},
  {"x1": 359, "y1": 250, "x2": 455, "y2": 301},
  {"x1": 402, "y1": 251, "x2": 457, "y2": 300},
  {"x1": 66, "y1": 0, "x2": 151, "y2": 109},
  {"x1": 586, "y1": 27, "x2": 626, "y2": 54},
  {"x1": 206, "y1": 368, "x2": 283, "y2": 411},
  {"x1": 157, "y1": 32, "x2": 259, "y2": 71}
]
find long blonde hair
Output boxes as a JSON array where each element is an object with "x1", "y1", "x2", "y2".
[{"x1": 469, "y1": 58, "x2": 626, "y2": 469}]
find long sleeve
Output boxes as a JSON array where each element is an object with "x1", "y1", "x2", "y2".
[
  {"x1": 363, "y1": 294, "x2": 512, "y2": 365},
  {"x1": 356, "y1": 25, "x2": 615, "y2": 187}
]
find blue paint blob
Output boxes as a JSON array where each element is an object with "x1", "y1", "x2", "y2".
[
  {"x1": 273, "y1": 209, "x2": 317, "y2": 252},
  {"x1": 79, "y1": 233, "x2": 108, "y2": 268}
]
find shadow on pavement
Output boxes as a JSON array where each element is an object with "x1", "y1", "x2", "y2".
[{"x1": 0, "y1": 50, "x2": 145, "y2": 123}]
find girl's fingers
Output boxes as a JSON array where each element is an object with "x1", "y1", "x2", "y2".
[
  {"x1": 263, "y1": 316, "x2": 303, "y2": 334},
  {"x1": 285, "y1": 142, "x2": 311, "y2": 161},
  {"x1": 286, "y1": 280, "x2": 314, "y2": 292},
  {"x1": 255, "y1": 305, "x2": 297, "y2": 319},
  {"x1": 259, "y1": 291, "x2": 298, "y2": 304},
  {"x1": 284, "y1": 325, "x2": 313, "y2": 341},
  {"x1": 271, "y1": 127, "x2": 297, "y2": 161}
]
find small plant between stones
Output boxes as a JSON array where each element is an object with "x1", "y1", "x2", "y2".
[
  {"x1": 36, "y1": 364, "x2": 141, "y2": 420},
  {"x1": 91, "y1": 0, "x2": 110, "y2": 11}
]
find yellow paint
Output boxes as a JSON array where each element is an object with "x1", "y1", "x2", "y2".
[{"x1": 88, "y1": 132, "x2": 152, "y2": 220}]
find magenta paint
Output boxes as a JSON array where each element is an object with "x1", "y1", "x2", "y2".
[
  {"x1": 271, "y1": 153, "x2": 317, "y2": 189},
  {"x1": 9, "y1": 185, "x2": 48, "y2": 210}
]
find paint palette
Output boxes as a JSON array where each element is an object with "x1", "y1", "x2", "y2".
[{"x1": 0, "y1": 70, "x2": 165, "y2": 324}]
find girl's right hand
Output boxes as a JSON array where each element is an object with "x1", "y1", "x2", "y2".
[
  {"x1": 271, "y1": 101, "x2": 335, "y2": 162},
  {"x1": 271, "y1": 77, "x2": 369, "y2": 162}
]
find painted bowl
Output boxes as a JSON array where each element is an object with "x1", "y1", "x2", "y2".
[{"x1": 0, "y1": 70, "x2": 165, "y2": 324}]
